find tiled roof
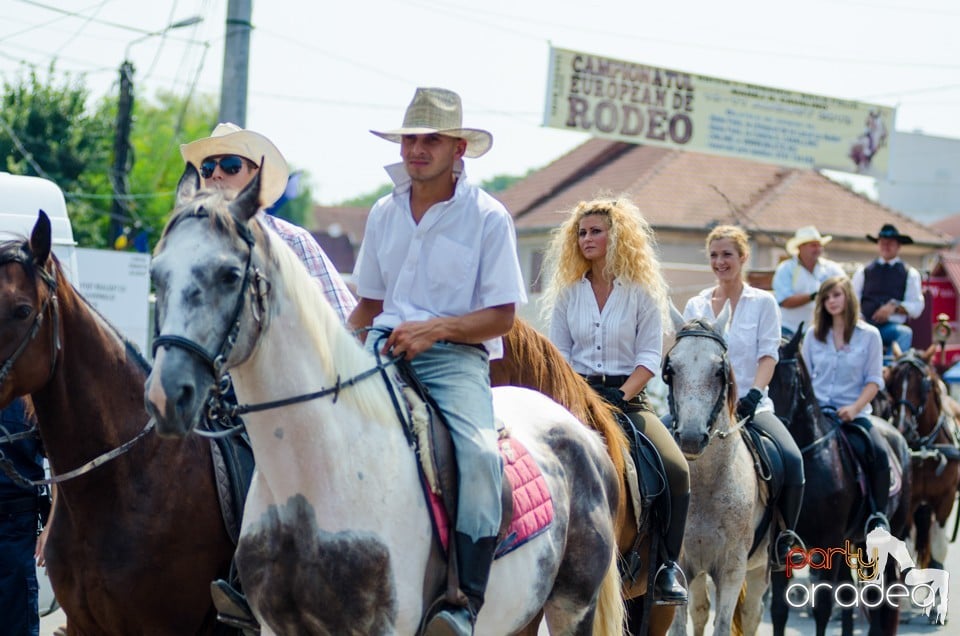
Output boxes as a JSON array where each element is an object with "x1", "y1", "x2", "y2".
[
  {"x1": 499, "y1": 139, "x2": 951, "y2": 247},
  {"x1": 312, "y1": 139, "x2": 952, "y2": 248}
]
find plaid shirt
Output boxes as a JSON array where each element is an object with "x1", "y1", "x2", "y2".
[{"x1": 258, "y1": 212, "x2": 356, "y2": 323}]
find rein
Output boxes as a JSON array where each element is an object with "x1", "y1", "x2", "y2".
[
  {"x1": 664, "y1": 325, "x2": 735, "y2": 439},
  {"x1": 0, "y1": 419, "x2": 156, "y2": 489}
]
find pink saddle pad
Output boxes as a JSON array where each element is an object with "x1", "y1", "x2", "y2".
[{"x1": 427, "y1": 436, "x2": 554, "y2": 558}]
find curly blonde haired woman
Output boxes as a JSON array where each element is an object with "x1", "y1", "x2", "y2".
[{"x1": 543, "y1": 196, "x2": 689, "y2": 605}]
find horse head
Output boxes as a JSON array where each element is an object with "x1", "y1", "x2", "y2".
[
  {"x1": 663, "y1": 301, "x2": 736, "y2": 458},
  {"x1": 888, "y1": 352, "x2": 941, "y2": 446},
  {"x1": 145, "y1": 163, "x2": 272, "y2": 437},
  {"x1": 769, "y1": 327, "x2": 813, "y2": 434},
  {"x1": 0, "y1": 211, "x2": 63, "y2": 405}
]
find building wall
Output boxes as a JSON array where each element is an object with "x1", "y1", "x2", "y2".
[{"x1": 878, "y1": 132, "x2": 960, "y2": 223}]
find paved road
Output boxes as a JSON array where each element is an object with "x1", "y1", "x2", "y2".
[{"x1": 39, "y1": 521, "x2": 960, "y2": 635}]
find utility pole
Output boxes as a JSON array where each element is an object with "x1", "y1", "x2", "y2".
[
  {"x1": 219, "y1": 0, "x2": 252, "y2": 126},
  {"x1": 110, "y1": 60, "x2": 134, "y2": 246}
]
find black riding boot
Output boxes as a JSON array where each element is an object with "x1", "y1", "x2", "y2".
[
  {"x1": 425, "y1": 532, "x2": 497, "y2": 636},
  {"x1": 773, "y1": 483, "x2": 804, "y2": 571},
  {"x1": 866, "y1": 426, "x2": 891, "y2": 533},
  {"x1": 655, "y1": 492, "x2": 689, "y2": 605}
]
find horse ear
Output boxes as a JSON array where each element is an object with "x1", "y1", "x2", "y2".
[
  {"x1": 228, "y1": 156, "x2": 264, "y2": 224},
  {"x1": 714, "y1": 300, "x2": 731, "y2": 335},
  {"x1": 175, "y1": 163, "x2": 201, "y2": 207},
  {"x1": 669, "y1": 302, "x2": 685, "y2": 332},
  {"x1": 784, "y1": 323, "x2": 803, "y2": 357},
  {"x1": 922, "y1": 344, "x2": 937, "y2": 362},
  {"x1": 30, "y1": 210, "x2": 52, "y2": 267}
]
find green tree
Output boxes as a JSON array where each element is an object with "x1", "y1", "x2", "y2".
[
  {"x1": 0, "y1": 65, "x2": 114, "y2": 245},
  {"x1": 120, "y1": 90, "x2": 218, "y2": 249}
]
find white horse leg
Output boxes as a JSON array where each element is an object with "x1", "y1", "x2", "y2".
[
  {"x1": 741, "y1": 565, "x2": 768, "y2": 635},
  {"x1": 712, "y1": 565, "x2": 747, "y2": 636},
  {"x1": 668, "y1": 572, "x2": 699, "y2": 636},
  {"x1": 930, "y1": 519, "x2": 948, "y2": 566},
  {"x1": 690, "y1": 574, "x2": 710, "y2": 636}
]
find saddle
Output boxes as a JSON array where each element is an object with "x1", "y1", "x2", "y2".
[
  {"x1": 392, "y1": 360, "x2": 555, "y2": 628},
  {"x1": 740, "y1": 423, "x2": 784, "y2": 558},
  {"x1": 205, "y1": 396, "x2": 258, "y2": 634}
]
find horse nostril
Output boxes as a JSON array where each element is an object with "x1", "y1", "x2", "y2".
[{"x1": 176, "y1": 383, "x2": 195, "y2": 416}]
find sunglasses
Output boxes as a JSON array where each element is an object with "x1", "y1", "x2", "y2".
[{"x1": 200, "y1": 155, "x2": 246, "y2": 178}]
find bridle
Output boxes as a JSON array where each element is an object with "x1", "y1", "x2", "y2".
[
  {"x1": 0, "y1": 247, "x2": 61, "y2": 388},
  {"x1": 0, "y1": 248, "x2": 154, "y2": 488},
  {"x1": 150, "y1": 211, "x2": 399, "y2": 438},
  {"x1": 663, "y1": 323, "x2": 738, "y2": 440},
  {"x1": 890, "y1": 355, "x2": 943, "y2": 448},
  {"x1": 151, "y1": 211, "x2": 271, "y2": 436}
]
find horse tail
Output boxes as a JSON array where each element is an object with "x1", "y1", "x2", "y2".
[
  {"x1": 730, "y1": 580, "x2": 747, "y2": 636},
  {"x1": 592, "y1": 542, "x2": 626, "y2": 636}
]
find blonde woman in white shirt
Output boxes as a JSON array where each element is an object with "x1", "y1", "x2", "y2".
[
  {"x1": 683, "y1": 224, "x2": 804, "y2": 570},
  {"x1": 544, "y1": 196, "x2": 689, "y2": 605}
]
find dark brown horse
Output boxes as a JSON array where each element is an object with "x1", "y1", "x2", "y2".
[
  {"x1": 0, "y1": 213, "x2": 235, "y2": 634},
  {"x1": 491, "y1": 318, "x2": 677, "y2": 636},
  {"x1": 887, "y1": 347, "x2": 960, "y2": 569},
  {"x1": 768, "y1": 330, "x2": 913, "y2": 636}
]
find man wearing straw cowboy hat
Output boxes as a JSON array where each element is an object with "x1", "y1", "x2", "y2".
[
  {"x1": 349, "y1": 87, "x2": 526, "y2": 636},
  {"x1": 181, "y1": 123, "x2": 356, "y2": 322},
  {"x1": 772, "y1": 225, "x2": 845, "y2": 337},
  {"x1": 853, "y1": 223, "x2": 924, "y2": 357}
]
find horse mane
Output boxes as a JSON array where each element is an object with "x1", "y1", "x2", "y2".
[
  {"x1": 493, "y1": 318, "x2": 629, "y2": 525},
  {"x1": 167, "y1": 199, "x2": 398, "y2": 425}
]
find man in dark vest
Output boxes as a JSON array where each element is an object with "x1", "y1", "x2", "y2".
[{"x1": 852, "y1": 224, "x2": 924, "y2": 358}]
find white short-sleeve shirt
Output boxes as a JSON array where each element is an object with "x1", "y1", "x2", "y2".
[{"x1": 353, "y1": 165, "x2": 527, "y2": 359}]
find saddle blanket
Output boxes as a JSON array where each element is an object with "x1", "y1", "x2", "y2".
[{"x1": 428, "y1": 436, "x2": 554, "y2": 558}]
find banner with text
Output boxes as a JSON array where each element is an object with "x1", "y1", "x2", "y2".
[
  {"x1": 544, "y1": 46, "x2": 895, "y2": 177},
  {"x1": 77, "y1": 248, "x2": 150, "y2": 355}
]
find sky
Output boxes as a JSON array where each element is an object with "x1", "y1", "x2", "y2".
[{"x1": 2, "y1": 0, "x2": 960, "y2": 205}]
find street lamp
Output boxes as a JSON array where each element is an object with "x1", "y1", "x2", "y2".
[{"x1": 110, "y1": 16, "x2": 203, "y2": 247}]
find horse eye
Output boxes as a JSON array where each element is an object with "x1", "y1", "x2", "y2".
[
  {"x1": 13, "y1": 304, "x2": 32, "y2": 320},
  {"x1": 220, "y1": 269, "x2": 241, "y2": 286}
]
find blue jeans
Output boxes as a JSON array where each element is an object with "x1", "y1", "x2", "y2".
[
  {"x1": 877, "y1": 322, "x2": 913, "y2": 359},
  {"x1": 368, "y1": 334, "x2": 501, "y2": 540},
  {"x1": 0, "y1": 510, "x2": 39, "y2": 636}
]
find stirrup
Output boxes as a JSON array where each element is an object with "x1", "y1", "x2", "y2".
[
  {"x1": 865, "y1": 512, "x2": 890, "y2": 536},
  {"x1": 653, "y1": 562, "x2": 688, "y2": 606},
  {"x1": 211, "y1": 579, "x2": 261, "y2": 634},
  {"x1": 772, "y1": 529, "x2": 806, "y2": 572}
]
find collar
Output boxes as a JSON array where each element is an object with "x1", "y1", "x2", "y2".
[
  {"x1": 384, "y1": 159, "x2": 467, "y2": 193},
  {"x1": 876, "y1": 257, "x2": 902, "y2": 266}
]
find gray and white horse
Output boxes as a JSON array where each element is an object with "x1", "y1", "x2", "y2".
[
  {"x1": 143, "y1": 165, "x2": 624, "y2": 636},
  {"x1": 664, "y1": 305, "x2": 769, "y2": 636}
]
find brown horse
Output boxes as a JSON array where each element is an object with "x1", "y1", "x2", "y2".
[
  {"x1": 887, "y1": 346, "x2": 960, "y2": 569},
  {"x1": 491, "y1": 317, "x2": 677, "y2": 636},
  {"x1": 0, "y1": 213, "x2": 235, "y2": 634}
]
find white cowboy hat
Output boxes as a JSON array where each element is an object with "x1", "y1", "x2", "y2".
[
  {"x1": 371, "y1": 87, "x2": 493, "y2": 158},
  {"x1": 786, "y1": 225, "x2": 832, "y2": 256},
  {"x1": 180, "y1": 123, "x2": 289, "y2": 208}
]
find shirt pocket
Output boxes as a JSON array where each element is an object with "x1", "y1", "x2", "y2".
[{"x1": 426, "y1": 235, "x2": 473, "y2": 300}]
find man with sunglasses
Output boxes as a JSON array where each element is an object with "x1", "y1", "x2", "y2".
[{"x1": 181, "y1": 123, "x2": 356, "y2": 322}]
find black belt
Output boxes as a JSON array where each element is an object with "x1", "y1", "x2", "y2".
[
  {"x1": 0, "y1": 496, "x2": 38, "y2": 515},
  {"x1": 580, "y1": 374, "x2": 630, "y2": 388}
]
